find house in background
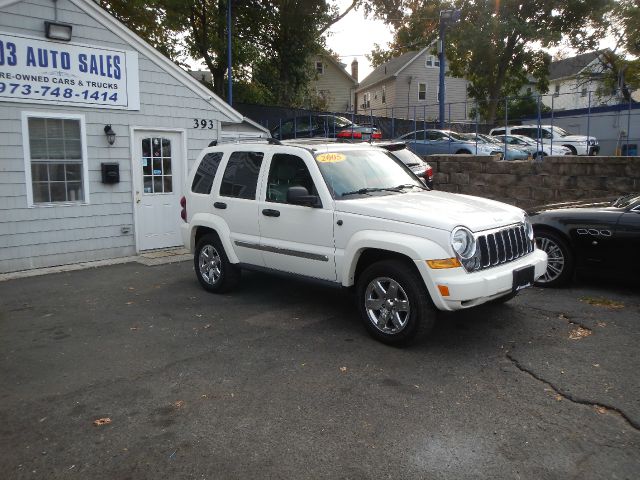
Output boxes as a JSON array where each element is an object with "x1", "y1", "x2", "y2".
[
  {"x1": 534, "y1": 51, "x2": 639, "y2": 110},
  {"x1": 354, "y1": 44, "x2": 469, "y2": 122},
  {"x1": 308, "y1": 53, "x2": 358, "y2": 112}
]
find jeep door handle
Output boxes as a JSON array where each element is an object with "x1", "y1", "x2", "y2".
[
  {"x1": 214, "y1": 202, "x2": 227, "y2": 209},
  {"x1": 262, "y1": 209, "x2": 280, "y2": 217}
]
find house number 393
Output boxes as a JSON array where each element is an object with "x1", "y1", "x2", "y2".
[{"x1": 193, "y1": 119, "x2": 214, "y2": 129}]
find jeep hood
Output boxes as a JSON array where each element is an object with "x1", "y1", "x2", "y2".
[{"x1": 335, "y1": 191, "x2": 525, "y2": 232}]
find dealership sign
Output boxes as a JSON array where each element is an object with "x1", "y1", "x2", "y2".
[{"x1": 0, "y1": 32, "x2": 139, "y2": 110}]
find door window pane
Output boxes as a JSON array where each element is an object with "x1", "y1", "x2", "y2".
[
  {"x1": 220, "y1": 151, "x2": 264, "y2": 199},
  {"x1": 267, "y1": 154, "x2": 317, "y2": 203},
  {"x1": 141, "y1": 137, "x2": 173, "y2": 194}
]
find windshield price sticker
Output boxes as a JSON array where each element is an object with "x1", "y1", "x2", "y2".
[
  {"x1": 0, "y1": 31, "x2": 139, "y2": 110},
  {"x1": 316, "y1": 153, "x2": 346, "y2": 163}
]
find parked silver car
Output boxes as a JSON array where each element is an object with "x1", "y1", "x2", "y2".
[
  {"x1": 462, "y1": 133, "x2": 530, "y2": 160},
  {"x1": 398, "y1": 129, "x2": 503, "y2": 158},
  {"x1": 493, "y1": 134, "x2": 572, "y2": 159}
]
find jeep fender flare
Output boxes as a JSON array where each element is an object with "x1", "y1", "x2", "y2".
[
  {"x1": 188, "y1": 213, "x2": 239, "y2": 264},
  {"x1": 341, "y1": 230, "x2": 451, "y2": 287}
]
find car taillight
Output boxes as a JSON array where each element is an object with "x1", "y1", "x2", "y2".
[
  {"x1": 180, "y1": 196, "x2": 187, "y2": 222},
  {"x1": 337, "y1": 130, "x2": 362, "y2": 139},
  {"x1": 372, "y1": 132, "x2": 382, "y2": 139},
  {"x1": 424, "y1": 166, "x2": 434, "y2": 180}
]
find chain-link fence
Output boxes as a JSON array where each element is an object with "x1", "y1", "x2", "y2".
[{"x1": 237, "y1": 91, "x2": 639, "y2": 157}]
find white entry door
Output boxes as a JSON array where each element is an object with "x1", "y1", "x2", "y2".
[{"x1": 133, "y1": 130, "x2": 183, "y2": 251}]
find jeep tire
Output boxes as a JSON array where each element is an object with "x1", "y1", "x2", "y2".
[
  {"x1": 194, "y1": 233, "x2": 241, "y2": 293},
  {"x1": 356, "y1": 259, "x2": 436, "y2": 345}
]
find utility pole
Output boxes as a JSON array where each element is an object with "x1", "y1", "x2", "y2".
[
  {"x1": 438, "y1": 9, "x2": 460, "y2": 129},
  {"x1": 227, "y1": 0, "x2": 233, "y2": 106}
]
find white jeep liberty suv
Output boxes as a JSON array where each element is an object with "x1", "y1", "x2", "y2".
[{"x1": 181, "y1": 139, "x2": 547, "y2": 345}]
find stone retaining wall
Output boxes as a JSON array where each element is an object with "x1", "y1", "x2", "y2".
[{"x1": 426, "y1": 155, "x2": 640, "y2": 209}]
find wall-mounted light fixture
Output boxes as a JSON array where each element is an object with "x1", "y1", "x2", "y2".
[
  {"x1": 104, "y1": 125, "x2": 116, "y2": 146},
  {"x1": 44, "y1": 21, "x2": 73, "y2": 41}
]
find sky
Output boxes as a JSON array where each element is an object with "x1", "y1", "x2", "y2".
[{"x1": 324, "y1": 1, "x2": 394, "y2": 82}]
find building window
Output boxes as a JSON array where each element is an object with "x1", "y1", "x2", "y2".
[
  {"x1": 23, "y1": 113, "x2": 88, "y2": 206},
  {"x1": 363, "y1": 92, "x2": 371, "y2": 109},
  {"x1": 526, "y1": 87, "x2": 532, "y2": 95},
  {"x1": 581, "y1": 85, "x2": 588, "y2": 97},
  {"x1": 554, "y1": 84, "x2": 560, "y2": 97},
  {"x1": 382, "y1": 85, "x2": 386, "y2": 104},
  {"x1": 418, "y1": 82, "x2": 427, "y2": 101},
  {"x1": 425, "y1": 55, "x2": 440, "y2": 67},
  {"x1": 316, "y1": 61, "x2": 324, "y2": 75}
]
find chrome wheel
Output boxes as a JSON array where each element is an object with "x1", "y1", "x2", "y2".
[
  {"x1": 198, "y1": 245, "x2": 222, "y2": 285},
  {"x1": 536, "y1": 236, "x2": 565, "y2": 283},
  {"x1": 364, "y1": 277, "x2": 411, "y2": 334}
]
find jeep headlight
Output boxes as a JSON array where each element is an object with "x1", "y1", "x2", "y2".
[
  {"x1": 451, "y1": 227, "x2": 476, "y2": 260},
  {"x1": 524, "y1": 215, "x2": 534, "y2": 242}
]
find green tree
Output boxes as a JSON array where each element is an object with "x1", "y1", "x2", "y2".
[
  {"x1": 366, "y1": 0, "x2": 613, "y2": 122},
  {"x1": 570, "y1": 0, "x2": 640, "y2": 104},
  {"x1": 101, "y1": 0, "x2": 359, "y2": 106}
]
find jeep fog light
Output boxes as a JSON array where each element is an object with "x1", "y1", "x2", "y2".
[{"x1": 451, "y1": 227, "x2": 476, "y2": 259}]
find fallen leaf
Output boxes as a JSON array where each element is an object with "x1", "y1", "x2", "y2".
[
  {"x1": 595, "y1": 406, "x2": 607, "y2": 415},
  {"x1": 340, "y1": 366, "x2": 347, "y2": 372},
  {"x1": 555, "y1": 395, "x2": 563, "y2": 401},
  {"x1": 203, "y1": 324, "x2": 211, "y2": 329},
  {"x1": 130, "y1": 327, "x2": 138, "y2": 331},
  {"x1": 125, "y1": 301, "x2": 134, "y2": 305},
  {"x1": 93, "y1": 417, "x2": 111, "y2": 426},
  {"x1": 593, "y1": 363, "x2": 600, "y2": 368},
  {"x1": 569, "y1": 326, "x2": 592, "y2": 340},
  {"x1": 128, "y1": 287, "x2": 135, "y2": 291},
  {"x1": 597, "y1": 322, "x2": 607, "y2": 328},
  {"x1": 174, "y1": 400, "x2": 185, "y2": 409},
  {"x1": 558, "y1": 313, "x2": 569, "y2": 320},
  {"x1": 581, "y1": 297, "x2": 624, "y2": 309}
]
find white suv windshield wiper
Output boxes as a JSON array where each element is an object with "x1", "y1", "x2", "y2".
[{"x1": 341, "y1": 184, "x2": 425, "y2": 197}]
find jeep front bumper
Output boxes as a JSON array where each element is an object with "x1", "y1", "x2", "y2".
[{"x1": 416, "y1": 249, "x2": 548, "y2": 311}]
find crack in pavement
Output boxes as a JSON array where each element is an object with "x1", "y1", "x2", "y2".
[{"x1": 505, "y1": 351, "x2": 640, "y2": 432}]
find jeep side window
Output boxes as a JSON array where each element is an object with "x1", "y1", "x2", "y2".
[
  {"x1": 219, "y1": 151, "x2": 264, "y2": 200},
  {"x1": 266, "y1": 154, "x2": 317, "y2": 204},
  {"x1": 191, "y1": 152, "x2": 223, "y2": 194},
  {"x1": 541, "y1": 129, "x2": 553, "y2": 139}
]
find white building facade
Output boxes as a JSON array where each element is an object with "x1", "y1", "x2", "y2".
[{"x1": 0, "y1": 0, "x2": 265, "y2": 273}]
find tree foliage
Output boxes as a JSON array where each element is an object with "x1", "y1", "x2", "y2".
[
  {"x1": 365, "y1": 0, "x2": 614, "y2": 122},
  {"x1": 100, "y1": 0, "x2": 358, "y2": 106}
]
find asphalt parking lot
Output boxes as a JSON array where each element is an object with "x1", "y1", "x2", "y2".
[{"x1": 0, "y1": 260, "x2": 638, "y2": 479}]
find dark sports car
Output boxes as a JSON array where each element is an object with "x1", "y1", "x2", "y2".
[{"x1": 528, "y1": 193, "x2": 640, "y2": 287}]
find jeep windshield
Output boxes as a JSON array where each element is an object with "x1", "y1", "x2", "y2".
[
  {"x1": 314, "y1": 148, "x2": 425, "y2": 199},
  {"x1": 551, "y1": 126, "x2": 571, "y2": 137}
]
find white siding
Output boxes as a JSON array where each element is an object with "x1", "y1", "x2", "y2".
[
  {"x1": 309, "y1": 55, "x2": 357, "y2": 112},
  {"x1": 0, "y1": 0, "x2": 242, "y2": 273},
  {"x1": 355, "y1": 51, "x2": 468, "y2": 121},
  {"x1": 393, "y1": 50, "x2": 468, "y2": 121}
]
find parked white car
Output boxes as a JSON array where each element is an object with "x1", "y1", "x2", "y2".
[
  {"x1": 489, "y1": 125, "x2": 599, "y2": 156},
  {"x1": 181, "y1": 140, "x2": 547, "y2": 345},
  {"x1": 493, "y1": 134, "x2": 572, "y2": 159}
]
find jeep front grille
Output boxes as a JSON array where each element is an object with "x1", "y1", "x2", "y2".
[{"x1": 476, "y1": 224, "x2": 534, "y2": 270}]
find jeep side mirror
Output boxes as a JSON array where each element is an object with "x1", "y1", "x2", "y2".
[{"x1": 287, "y1": 186, "x2": 322, "y2": 208}]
